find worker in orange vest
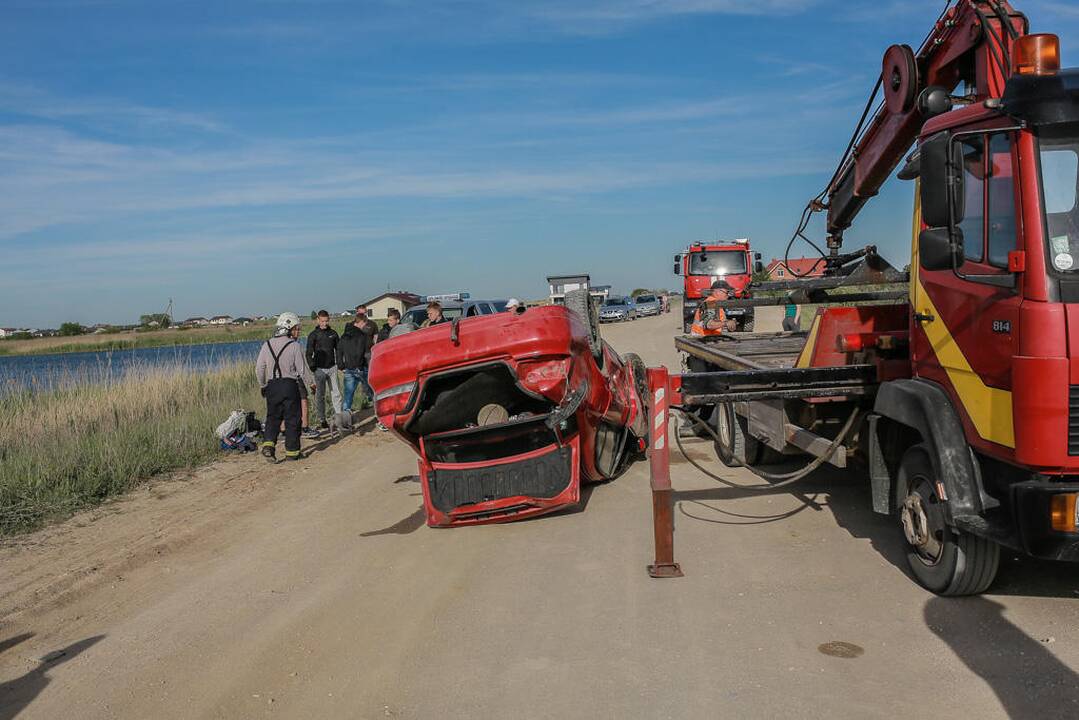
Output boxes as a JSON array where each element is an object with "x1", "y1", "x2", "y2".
[{"x1": 691, "y1": 281, "x2": 737, "y2": 336}]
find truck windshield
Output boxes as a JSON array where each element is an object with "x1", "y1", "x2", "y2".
[
  {"x1": 1040, "y1": 129, "x2": 1079, "y2": 272},
  {"x1": 688, "y1": 250, "x2": 747, "y2": 276}
]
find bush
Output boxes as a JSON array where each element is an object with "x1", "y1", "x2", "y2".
[{"x1": 58, "y1": 322, "x2": 84, "y2": 337}]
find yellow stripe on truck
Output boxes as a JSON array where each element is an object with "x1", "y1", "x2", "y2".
[
  {"x1": 909, "y1": 184, "x2": 1015, "y2": 448},
  {"x1": 795, "y1": 314, "x2": 822, "y2": 369}
]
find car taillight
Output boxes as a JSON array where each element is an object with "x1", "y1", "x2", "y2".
[
  {"x1": 519, "y1": 358, "x2": 571, "y2": 396},
  {"x1": 374, "y1": 382, "x2": 416, "y2": 417}
]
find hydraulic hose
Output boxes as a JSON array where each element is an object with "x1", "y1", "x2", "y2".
[{"x1": 672, "y1": 405, "x2": 860, "y2": 491}]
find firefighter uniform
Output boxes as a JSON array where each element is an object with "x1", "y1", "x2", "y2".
[
  {"x1": 690, "y1": 288, "x2": 730, "y2": 337},
  {"x1": 256, "y1": 317, "x2": 315, "y2": 461}
]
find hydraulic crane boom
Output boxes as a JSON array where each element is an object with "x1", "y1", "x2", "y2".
[{"x1": 823, "y1": 0, "x2": 1028, "y2": 252}]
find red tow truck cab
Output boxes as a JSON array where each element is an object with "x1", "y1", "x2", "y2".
[
  {"x1": 367, "y1": 296, "x2": 648, "y2": 527},
  {"x1": 674, "y1": 239, "x2": 762, "y2": 333}
]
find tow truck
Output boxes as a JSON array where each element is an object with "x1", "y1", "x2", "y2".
[
  {"x1": 645, "y1": 1, "x2": 1079, "y2": 595},
  {"x1": 675, "y1": 238, "x2": 762, "y2": 333}
]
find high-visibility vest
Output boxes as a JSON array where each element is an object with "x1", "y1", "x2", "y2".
[{"x1": 690, "y1": 296, "x2": 727, "y2": 336}]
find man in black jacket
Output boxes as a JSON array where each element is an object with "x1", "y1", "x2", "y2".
[
  {"x1": 338, "y1": 305, "x2": 377, "y2": 412},
  {"x1": 306, "y1": 310, "x2": 341, "y2": 430}
]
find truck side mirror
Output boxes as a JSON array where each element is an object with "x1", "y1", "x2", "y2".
[
  {"x1": 754, "y1": 252, "x2": 762, "y2": 261},
  {"x1": 754, "y1": 261, "x2": 764, "y2": 273},
  {"x1": 920, "y1": 226, "x2": 963, "y2": 271},
  {"x1": 673, "y1": 254, "x2": 682, "y2": 275},
  {"x1": 920, "y1": 131, "x2": 965, "y2": 228}
]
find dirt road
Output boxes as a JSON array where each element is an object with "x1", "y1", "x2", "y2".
[{"x1": 3, "y1": 311, "x2": 1079, "y2": 719}]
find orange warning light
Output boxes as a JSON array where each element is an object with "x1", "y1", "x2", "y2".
[{"x1": 1013, "y1": 34, "x2": 1060, "y2": 77}]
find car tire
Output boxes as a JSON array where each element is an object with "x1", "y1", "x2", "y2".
[
  {"x1": 565, "y1": 289, "x2": 603, "y2": 361},
  {"x1": 895, "y1": 444, "x2": 999, "y2": 596}
]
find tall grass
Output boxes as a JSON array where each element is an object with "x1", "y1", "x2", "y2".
[{"x1": 0, "y1": 360, "x2": 262, "y2": 535}]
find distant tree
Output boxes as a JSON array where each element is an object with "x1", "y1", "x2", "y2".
[
  {"x1": 630, "y1": 288, "x2": 652, "y2": 298},
  {"x1": 139, "y1": 313, "x2": 171, "y2": 328},
  {"x1": 752, "y1": 268, "x2": 771, "y2": 283},
  {"x1": 58, "y1": 322, "x2": 84, "y2": 337},
  {"x1": 310, "y1": 310, "x2": 318, "y2": 320},
  {"x1": 8, "y1": 331, "x2": 33, "y2": 341}
]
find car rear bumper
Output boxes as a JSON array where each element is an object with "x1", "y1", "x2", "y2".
[{"x1": 419, "y1": 436, "x2": 581, "y2": 527}]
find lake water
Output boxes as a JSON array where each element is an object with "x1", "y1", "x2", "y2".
[{"x1": 0, "y1": 340, "x2": 271, "y2": 395}]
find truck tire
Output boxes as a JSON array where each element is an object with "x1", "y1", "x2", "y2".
[
  {"x1": 741, "y1": 318, "x2": 754, "y2": 332},
  {"x1": 683, "y1": 320, "x2": 693, "y2": 334},
  {"x1": 565, "y1": 289, "x2": 603, "y2": 361},
  {"x1": 622, "y1": 352, "x2": 650, "y2": 456},
  {"x1": 713, "y1": 403, "x2": 761, "y2": 467},
  {"x1": 895, "y1": 444, "x2": 999, "y2": 596}
]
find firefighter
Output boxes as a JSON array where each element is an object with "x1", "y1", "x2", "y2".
[
  {"x1": 256, "y1": 312, "x2": 315, "y2": 463},
  {"x1": 690, "y1": 281, "x2": 737, "y2": 336}
]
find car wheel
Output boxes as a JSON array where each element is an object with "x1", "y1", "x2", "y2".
[
  {"x1": 565, "y1": 289, "x2": 603, "y2": 361},
  {"x1": 895, "y1": 444, "x2": 999, "y2": 595}
]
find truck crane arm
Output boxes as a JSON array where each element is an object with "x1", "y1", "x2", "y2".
[{"x1": 798, "y1": 1, "x2": 1029, "y2": 269}]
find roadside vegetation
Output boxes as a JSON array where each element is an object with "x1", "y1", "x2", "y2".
[{"x1": 0, "y1": 360, "x2": 262, "y2": 535}]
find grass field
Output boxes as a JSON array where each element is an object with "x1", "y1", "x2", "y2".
[
  {"x1": 0, "y1": 322, "x2": 279, "y2": 357},
  {"x1": 0, "y1": 361, "x2": 263, "y2": 535}
]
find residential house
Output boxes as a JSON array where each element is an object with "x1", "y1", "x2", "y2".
[
  {"x1": 765, "y1": 257, "x2": 827, "y2": 281},
  {"x1": 359, "y1": 291, "x2": 423, "y2": 321},
  {"x1": 182, "y1": 317, "x2": 210, "y2": 327},
  {"x1": 547, "y1": 274, "x2": 590, "y2": 304},
  {"x1": 209, "y1": 315, "x2": 234, "y2": 325},
  {"x1": 0, "y1": 328, "x2": 15, "y2": 339}
]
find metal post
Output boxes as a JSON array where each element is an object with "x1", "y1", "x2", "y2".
[{"x1": 647, "y1": 366, "x2": 683, "y2": 578}]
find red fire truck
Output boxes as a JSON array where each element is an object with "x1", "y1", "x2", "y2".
[
  {"x1": 674, "y1": 239, "x2": 762, "y2": 333},
  {"x1": 645, "y1": 2, "x2": 1079, "y2": 595}
]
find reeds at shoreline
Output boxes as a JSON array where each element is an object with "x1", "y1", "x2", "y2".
[{"x1": 0, "y1": 360, "x2": 262, "y2": 535}]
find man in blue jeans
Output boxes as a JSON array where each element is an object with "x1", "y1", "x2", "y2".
[{"x1": 337, "y1": 306, "x2": 377, "y2": 412}]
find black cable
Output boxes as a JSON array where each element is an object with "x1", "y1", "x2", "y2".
[
  {"x1": 672, "y1": 406, "x2": 860, "y2": 490},
  {"x1": 973, "y1": 6, "x2": 1012, "y2": 81},
  {"x1": 782, "y1": 73, "x2": 884, "y2": 279}
]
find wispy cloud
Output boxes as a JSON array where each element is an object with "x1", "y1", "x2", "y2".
[{"x1": 0, "y1": 80, "x2": 225, "y2": 134}]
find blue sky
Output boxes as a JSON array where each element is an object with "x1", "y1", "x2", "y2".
[{"x1": 2, "y1": 1, "x2": 1078, "y2": 327}]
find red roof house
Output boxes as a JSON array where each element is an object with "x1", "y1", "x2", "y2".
[{"x1": 765, "y1": 257, "x2": 827, "y2": 280}]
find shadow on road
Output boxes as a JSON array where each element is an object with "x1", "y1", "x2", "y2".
[
  {"x1": 361, "y1": 507, "x2": 427, "y2": 537},
  {"x1": 0, "y1": 635, "x2": 104, "y2": 720},
  {"x1": 0, "y1": 634, "x2": 33, "y2": 658},
  {"x1": 925, "y1": 597, "x2": 1079, "y2": 719}
]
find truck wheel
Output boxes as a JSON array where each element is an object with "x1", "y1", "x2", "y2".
[
  {"x1": 565, "y1": 289, "x2": 603, "y2": 361},
  {"x1": 895, "y1": 444, "x2": 999, "y2": 596},
  {"x1": 683, "y1": 321, "x2": 693, "y2": 334},
  {"x1": 741, "y1": 318, "x2": 754, "y2": 332},
  {"x1": 713, "y1": 403, "x2": 761, "y2": 467}
]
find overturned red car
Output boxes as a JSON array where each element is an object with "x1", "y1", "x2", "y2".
[{"x1": 367, "y1": 290, "x2": 649, "y2": 527}]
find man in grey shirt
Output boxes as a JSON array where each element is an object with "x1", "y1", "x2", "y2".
[{"x1": 256, "y1": 312, "x2": 315, "y2": 462}]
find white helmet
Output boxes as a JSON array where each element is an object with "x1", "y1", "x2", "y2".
[
  {"x1": 505, "y1": 298, "x2": 522, "y2": 309},
  {"x1": 275, "y1": 311, "x2": 301, "y2": 336}
]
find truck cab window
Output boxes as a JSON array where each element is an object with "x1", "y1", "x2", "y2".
[
  {"x1": 986, "y1": 132, "x2": 1018, "y2": 268},
  {"x1": 1040, "y1": 133, "x2": 1079, "y2": 272},
  {"x1": 959, "y1": 136, "x2": 985, "y2": 263}
]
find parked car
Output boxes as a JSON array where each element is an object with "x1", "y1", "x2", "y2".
[
  {"x1": 402, "y1": 299, "x2": 508, "y2": 327},
  {"x1": 368, "y1": 289, "x2": 649, "y2": 527},
  {"x1": 633, "y1": 294, "x2": 661, "y2": 317},
  {"x1": 599, "y1": 296, "x2": 637, "y2": 322}
]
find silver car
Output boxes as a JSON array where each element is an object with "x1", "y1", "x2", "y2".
[
  {"x1": 599, "y1": 296, "x2": 637, "y2": 322},
  {"x1": 633, "y1": 294, "x2": 661, "y2": 317}
]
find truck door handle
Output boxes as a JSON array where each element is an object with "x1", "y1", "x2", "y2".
[{"x1": 913, "y1": 312, "x2": 935, "y2": 324}]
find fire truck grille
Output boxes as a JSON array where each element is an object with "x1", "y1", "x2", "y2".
[
  {"x1": 427, "y1": 445, "x2": 573, "y2": 513},
  {"x1": 1070, "y1": 386, "x2": 1079, "y2": 456}
]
